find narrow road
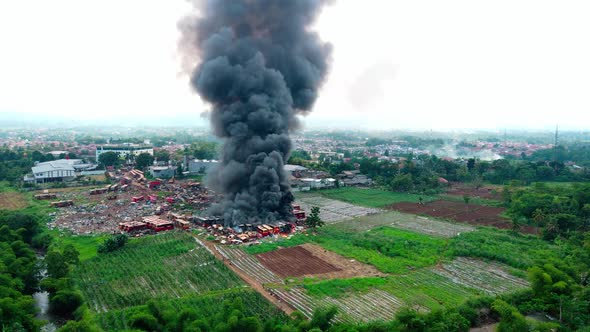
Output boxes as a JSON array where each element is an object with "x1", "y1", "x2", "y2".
[{"x1": 195, "y1": 236, "x2": 295, "y2": 316}]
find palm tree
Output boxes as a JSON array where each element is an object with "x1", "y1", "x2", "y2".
[{"x1": 532, "y1": 208, "x2": 546, "y2": 226}]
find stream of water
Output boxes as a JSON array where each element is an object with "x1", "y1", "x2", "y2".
[{"x1": 33, "y1": 254, "x2": 58, "y2": 332}]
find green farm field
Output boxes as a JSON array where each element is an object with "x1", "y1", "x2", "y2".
[
  {"x1": 249, "y1": 215, "x2": 559, "y2": 274},
  {"x1": 297, "y1": 187, "x2": 436, "y2": 208},
  {"x1": 74, "y1": 231, "x2": 244, "y2": 311},
  {"x1": 239, "y1": 206, "x2": 563, "y2": 318}
]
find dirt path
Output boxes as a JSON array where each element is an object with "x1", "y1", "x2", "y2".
[{"x1": 195, "y1": 236, "x2": 295, "y2": 316}]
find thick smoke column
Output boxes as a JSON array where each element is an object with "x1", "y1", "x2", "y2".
[{"x1": 181, "y1": 0, "x2": 332, "y2": 226}]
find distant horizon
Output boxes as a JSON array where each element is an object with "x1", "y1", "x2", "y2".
[
  {"x1": 0, "y1": 116, "x2": 588, "y2": 135},
  {"x1": 2, "y1": 1, "x2": 590, "y2": 131}
]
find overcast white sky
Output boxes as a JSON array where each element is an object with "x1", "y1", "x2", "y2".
[{"x1": 1, "y1": 1, "x2": 589, "y2": 130}]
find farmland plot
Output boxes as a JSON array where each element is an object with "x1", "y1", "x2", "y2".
[
  {"x1": 431, "y1": 257, "x2": 529, "y2": 296},
  {"x1": 391, "y1": 200, "x2": 539, "y2": 235},
  {"x1": 75, "y1": 232, "x2": 244, "y2": 311},
  {"x1": 215, "y1": 245, "x2": 282, "y2": 284},
  {"x1": 296, "y1": 195, "x2": 381, "y2": 223},
  {"x1": 334, "y1": 211, "x2": 475, "y2": 238},
  {"x1": 257, "y1": 246, "x2": 341, "y2": 278},
  {"x1": 271, "y1": 287, "x2": 402, "y2": 323}
]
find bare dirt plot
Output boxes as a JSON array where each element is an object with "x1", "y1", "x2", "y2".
[
  {"x1": 334, "y1": 211, "x2": 475, "y2": 238},
  {"x1": 0, "y1": 192, "x2": 27, "y2": 210},
  {"x1": 299, "y1": 243, "x2": 384, "y2": 278},
  {"x1": 296, "y1": 196, "x2": 382, "y2": 223},
  {"x1": 431, "y1": 257, "x2": 529, "y2": 296},
  {"x1": 257, "y1": 246, "x2": 342, "y2": 278},
  {"x1": 390, "y1": 200, "x2": 539, "y2": 235},
  {"x1": 446, "y1": 183, "x2": 501, "y2": 200}
]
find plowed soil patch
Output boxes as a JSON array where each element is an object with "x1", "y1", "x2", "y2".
[
  {"x1": 390, "y1": 200, "x2": 539, "y2": 235},
  {"x1": 446, "y1": 184, "x2": 500, "y2": 200},
  {"x1": 256, "y1": 246, "x2": 341, "y2": 278}
]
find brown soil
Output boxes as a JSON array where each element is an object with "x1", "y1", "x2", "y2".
[
  {"x1": 299, "y1": 243, "x2": 384, "y2": 279},
  {"x1": 0, "y1": 192, "x2": 27, "y2": 210},
  {"x1": 256, "y1": 244, "x2": 383, "y2": 279},
  {"x1": 446, "y1": 183, "x2": 501, "y2": 200},
  {"x1": 256, "y1": 246, "x2": 341, "y2": 278},
  {"x1": 390, "y1": 200, "x2": 539, "y2": 235}
]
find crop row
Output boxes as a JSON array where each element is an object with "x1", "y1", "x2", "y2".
[
  {"x1": 271, "y1": 286, "x2": 402, "y2": 323},
  {"x1": 75, "y1": 231, "x2": 244, "y2": 311},
  {"x1": 430, "y1": 257, "x2": 529, "y2": 296},
  {"x1": 215, "y1": 245, "x2": 282, "y2": 284}
]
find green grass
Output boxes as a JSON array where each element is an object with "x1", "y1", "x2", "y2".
[
  {"x1": 49, "y1": 230, "x2": 109, "y2": 261},
  {"x1": 300, "y1": 187, "x2": 436, "y2": 208},
  {"x1": 447, "y1": 228, "x2": 560, "y2": 269},
  {"x1": 247, "y1": 224, "x2": 447, "y2": 274},
  {"x1": 379, "y1": 270, "x2": 480, "y2": 309},
  {"x1": 313, "y1": 226, "x2": 447, "y2": 274},
  {"x1": 300, "y1": 270, "x2": 485, "y2": 311},
  {"x1": 243, "y1": 233, "x2": 310, "y2": 255},
  {"x1": 74, "y1": 231, "x2": 244, "y2": 311},
  {"x1": 303, "y1": 277, "x2": 387, "y2": 298}
]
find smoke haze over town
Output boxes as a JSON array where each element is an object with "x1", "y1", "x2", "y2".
[{"x1": 2, "y1": 1, "x2": 590, "y2": 130}]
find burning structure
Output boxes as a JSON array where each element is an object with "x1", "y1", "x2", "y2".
[{"x1": 181, "y1": 0, "x2": 332, "y2": 226}]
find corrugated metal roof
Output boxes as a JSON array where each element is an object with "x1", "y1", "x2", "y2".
[{"x1": 32, "y1": 159, "x2": 79, "y2": 174}]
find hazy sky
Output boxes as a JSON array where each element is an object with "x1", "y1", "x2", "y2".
[{"x1": 1, "y1": 1, "x2": 589, "y2": 130}]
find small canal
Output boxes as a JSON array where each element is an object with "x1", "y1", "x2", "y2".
[{"x1": 33, "y1": 254, "x2": 61, "y2": 332}]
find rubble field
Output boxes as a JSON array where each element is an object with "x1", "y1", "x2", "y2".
[
  {"x1": 296, "y1": 195, "x2": 382, "y2": 223},
  {"x1": 47, "y1": 170, "x2": 216, "y2": 234}
]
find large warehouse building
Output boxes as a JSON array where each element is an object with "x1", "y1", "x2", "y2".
[{"x1": 24, "y1": 159, "x2": 81, "y2": 183}]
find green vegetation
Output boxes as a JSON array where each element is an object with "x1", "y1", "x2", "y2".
[
  {"x1": 306, "y1": 187, "x2": 435, "y2": 208},
  {"x1": 49, "y1": 231, "x2": 109, "y2": 261},
  {"x1": 314, "y1": 226, "x2": 446, "y2": 274},
  {"x1": 243, "y1": 233, "x2": 310, "y2": 255},
  {"x1": 305, "y1": 206, "x2": 325, "y2": 231},
  {"x1": 303, "y1": 277, "x2": 387, "y2": 298},
  {"x1": 380, "y1": 271, "x2": 481, "y2": 309},
  {"x1": 96, "y1": 290, "x2": 287, "y2": 331},
  {"x1": 74, "y1": 231, "x2": 243, "y2": 311},
  {"x1": 97, "y1": 233, "x2": 128, "y2": 253},
  {"x1": 0, "y1": 211, "x2": 44, "y2": 331},
  {"x1": 447, "y1": 228, "x2": 561, "y2": 269},
  {"x1": 507, "y1": 182, "x2": 590, "y2": 240}
]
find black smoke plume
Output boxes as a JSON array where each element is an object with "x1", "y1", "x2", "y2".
[{"x1": 180, "y1": 0, "x2": 332, "y2": 226}]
